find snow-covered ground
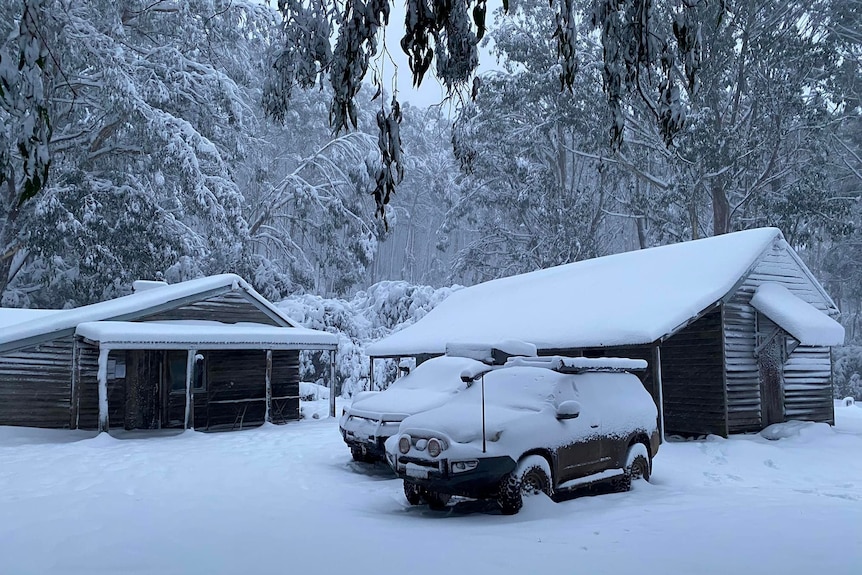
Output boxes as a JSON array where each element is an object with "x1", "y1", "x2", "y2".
[{"x1": 2, "y1": 403, "x2": 860, "y2": 575}]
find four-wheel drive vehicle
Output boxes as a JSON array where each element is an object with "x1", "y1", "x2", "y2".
[
  {"x1": 339, "y1": 355, "x2": 487, "y2": 462},
  {"x1": 385, "y1": 356, "x2": 660, "y2": 514}
]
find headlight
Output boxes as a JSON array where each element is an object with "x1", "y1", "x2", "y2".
[
  {"x1": 427, "y1": 438, "x2": 442, "y2": 458},
  {"x1": 450, "y1": 460, "x2": 479, "y2": 474},
  {"x1": 398, "y1": 435, "x2": 411, "y2": 454}
]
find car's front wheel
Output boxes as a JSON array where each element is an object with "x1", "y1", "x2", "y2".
[
  {"x1": 403, "y1": 481, "x2": 423, "y2": 505},
  {"x1": 498, "y1": 455, "x2": 554, "y2": 515},
  {"x1": 614, "y1": 443, "x2": 651, "y2": 491},
  {"x1": 424, "y1": 490, "x2": 451, "y2": 511}
]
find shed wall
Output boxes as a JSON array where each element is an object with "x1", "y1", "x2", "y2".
[
  {"x1": 203, "y1": 349, "x2": 267, "y2": 431},
  {"x1": 143, "y1": 291, "x2": 281, "y2": 326},
  {"x1": 660, "y1": 310, "x2": 727, "y2": 436},
  {"x1": 270, "y1": 351, "x2": 301, "y2": 423},
  {"x1": 724, "y1": 243, "x2": 836, "y2": 433},
  {"x1": 0, "y1": 338, "x2": 73, "y2": 428}
]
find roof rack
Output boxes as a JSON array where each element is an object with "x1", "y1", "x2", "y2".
[
  {"x1": 505, "y1": 356, "x2": 648, "y2": 374},
  {"x1": 446, "y1": 340, "x2": 538, "y2": 366}
]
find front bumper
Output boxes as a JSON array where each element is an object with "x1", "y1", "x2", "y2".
[
  {"x1": 391, "y1": 454, "x2": 517, "y2": 499},
  {"x1": 340, "y1": 415, "x2": 400, "y2": 462}
]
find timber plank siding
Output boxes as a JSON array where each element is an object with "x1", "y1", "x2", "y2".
[
  {"x1": 661, "y1": 311, "x2": 726, "y2": 437},
  {"x1": 724, "y1": 241, "x2": 838, "y2": 433},
  {"x1": 144, "y1": 292, "x2": 282, "y2": 326},
  {"x1": 76, "y1": 341, "x2": 101, "y2": 430},
  {"x1": 0, "y1": 338, "x2": 73, "y2": 428},
  {"x1": 270, "y1": 351, "x2": 301, "y2": 423},
  {"x1": 203, "y1": 349, "x2": 267, "y2": 431}
]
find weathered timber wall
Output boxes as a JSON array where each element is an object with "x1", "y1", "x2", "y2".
[
  {"x1": 724, "y1": 242, "x2": 836, "y2": 432},
  {"x1": 0, "y1": 338, "x2": 73, "y2": 428},
  {"x1": 661, "y1": 310, "x2": 726, "y2": 437},
  {"x1": 270, "y1": 351, "x2": 300, "y2": 423},
  {"x1": 203, "y1": 349, "x2": 266, "y2": 431},
  {"x1": 144, "y1": 291, "x2": 280, "y2": 325},
  {"x1": 76, "y1": 341, "x2": 101, "y2": 430},
  {"x1": 784, "y1": 346, "x2": 834, "y2": 423}
]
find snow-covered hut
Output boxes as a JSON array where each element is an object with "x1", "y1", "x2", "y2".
[
  {"x1": 0, "y1": 275, "x2": 337, "y2": 432},
  {"x1": 366, "y1": 228, "x2": 845, "y2": 437}
]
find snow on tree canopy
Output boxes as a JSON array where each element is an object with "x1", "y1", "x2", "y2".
[
  {"x1": 751, "y1": 283, "x2": 845, "y2": 347},
  {"x1": 366, "y1": 228, "x2": 784, "y2": 356}
]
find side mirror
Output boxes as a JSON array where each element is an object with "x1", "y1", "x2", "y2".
[{"x1": 556, "y1": 400, "x2": 581, "y2": 420}]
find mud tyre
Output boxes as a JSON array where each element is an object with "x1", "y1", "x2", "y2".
[
  {"x1": 497, "y1": 472, "x2": 523, "y2": 515},
  {"x1": 404, "y1": 481, "x2": 423, "y2": 506},
  {"x1": 424, "y1": 490, "x2": 451, "y2": 511}
]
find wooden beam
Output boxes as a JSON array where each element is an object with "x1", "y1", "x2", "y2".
[
  {"x1": 97, "y1": 348, "x2": 109, "y2": 432},
  {"x1": 265, "y1": 350, "x2": 273, "y2": 423},
  {"x1": 329, "y1": 350, "x2": 336, "y2": 418},
  {"x1": 184, "y1": 350, "x2": 195, "y2": 429},
  {"x1": 70, "y1": 339, "x2": 79, "y2": 429},
  {"x1": 654, "y1": 345, "x2": 665, "y2": 443}
]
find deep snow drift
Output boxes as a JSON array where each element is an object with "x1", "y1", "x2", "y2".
[{"x1": 1, "y1": 404, "x2": 860, "y2": 575}]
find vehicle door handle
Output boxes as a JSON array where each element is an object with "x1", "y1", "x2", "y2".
[{"x1": 590, "y1": 424, "x2": 599, "y2": 429}]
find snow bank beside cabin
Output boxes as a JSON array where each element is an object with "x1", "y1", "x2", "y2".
[{"x1": 277, "y1": 281, "x2": 461, "y2": 396}]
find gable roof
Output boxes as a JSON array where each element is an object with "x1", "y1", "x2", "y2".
[
  {"x1": 367, "y1": 228, "x2": 807, "y2": 357},
  {"x1": 0, "y1": 274, "x2": 302, "y2": 354}
]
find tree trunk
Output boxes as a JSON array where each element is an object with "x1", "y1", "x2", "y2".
[{"x1": 712, "y1": 181, "x2": 730, "y2": 236}]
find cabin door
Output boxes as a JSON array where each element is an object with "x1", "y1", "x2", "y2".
[
  {"x1": 756, "y1": 313, "x2": 786, "y2": 427},
  {"x1": 125, "y1": 351, "x2": 162, "y2": 430}
]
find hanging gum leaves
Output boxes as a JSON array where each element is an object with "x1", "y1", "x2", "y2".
[
  {"x1": 329, "y1": 0, "x2": 391, "y2": 134},
  {"x1": 552, "y1": 0, "x2": 578, "y2": 93},
  {"x1": 402, "y1": 0, "x2": 480, "y2": 91},
  {"x1": 372, "y1": 95, "x2": 403, "y2": 229},
  {"x1": 264, "y1": 0, "x2": 333, "y2": 124}
]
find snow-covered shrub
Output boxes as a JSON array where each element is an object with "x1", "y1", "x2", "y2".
[
  {"x1": 832, "y1": 345, "x2": 862, "y2": 400},
  {"x1": 278, "y1": 281, "x2": 460, "y2": 397}
]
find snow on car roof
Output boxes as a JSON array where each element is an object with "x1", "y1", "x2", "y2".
[
  {"x1": 75, "y1": 320, "x2": 337, "y2": 350},
  {"x1": 367, "y1": 228, "x2": 784, "y2": 356},
  {"x1": 0, "y1": 274, "x2": 301, "y2": 350},
  {"x1": 751, "y1": 283, "x2": 845, "y2": 346}
]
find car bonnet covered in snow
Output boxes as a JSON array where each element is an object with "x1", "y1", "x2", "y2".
[{"x1": 347, "y1": 355, "x2": 488, "y2": 420}]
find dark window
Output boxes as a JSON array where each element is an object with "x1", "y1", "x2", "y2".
[{"x1": 166, "y1": 351, "x2": 187, "y2": 392}]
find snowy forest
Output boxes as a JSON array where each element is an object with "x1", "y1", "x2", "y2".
[{"x1": 1, "y1": 0, "x2": 860, "y2": 396}]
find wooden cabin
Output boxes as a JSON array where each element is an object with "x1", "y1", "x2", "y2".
[
  {"x1": 366, "y1": 228, "x2": 845, "y2": 437},
  {"x1": 0, "y1": 275, "x2": 338, "y2": 433}
]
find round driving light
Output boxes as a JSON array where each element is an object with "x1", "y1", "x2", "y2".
[
  {"x1": 398, "y1": 435, "x2": 411, "y2": 454},
  {"x1": 427, "y1": 438, "x2": 442, "y2": 458}
]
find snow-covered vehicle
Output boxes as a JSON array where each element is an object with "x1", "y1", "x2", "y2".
[
  {"x1": 385, "y1": 356, "x2": 660, "y2": 514},
  {"x1": 339, "y1": 355, "x2": 490, "y2": 462}
]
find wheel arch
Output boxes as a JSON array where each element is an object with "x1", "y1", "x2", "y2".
[{"x1": 519, "y1": 449, "x2": 556, "y2": 483}]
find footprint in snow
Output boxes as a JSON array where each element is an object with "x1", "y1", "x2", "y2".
[{"x1": 763, "y1": 459, "x2": 778, "y2": 469}]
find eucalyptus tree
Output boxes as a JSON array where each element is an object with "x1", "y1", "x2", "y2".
[
  {"x1": 0, "y1": 0, "x2": 285, "y2": 307},
  {"x1": 267, "y1": 0, "x2": 712, "y2": 220},
  {"x1": 444, "y1": 3, "x2": 635, "y2": 282}
]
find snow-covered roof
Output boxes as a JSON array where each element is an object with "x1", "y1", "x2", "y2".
[
  {"x1": 367, "y1": 228, "x2": 788, "y2": 356},
  {"x1": 0, "y1": 274, "x2": 302, "y2": 352},
  {"x1": 75, "y1": 321, "x2": 337, "y2": 350},
  {"x1": 751, "y1": 283, "x2": 845, "y2": 346},
  {"x1": 0, "y1": 308, "x2": 60, "y2": 329}
]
